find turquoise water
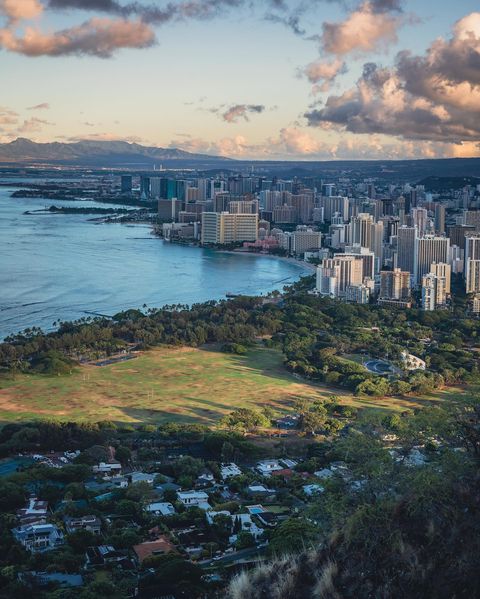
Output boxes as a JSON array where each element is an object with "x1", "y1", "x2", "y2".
[{"x1": 0, "y1": 186, "x2": 307, "y2": 339}]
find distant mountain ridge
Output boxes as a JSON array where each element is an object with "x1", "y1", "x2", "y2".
[{"x1": 0, "y1": 138, "x2": 232, "y2": 167}]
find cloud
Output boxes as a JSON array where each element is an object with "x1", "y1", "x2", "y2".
[
  {"x1": 65, "y1": 132, "x2": 144, "y2": 142},
  {"x1": 320, "y1": 1, "x2": 402, "y2": 56},
  {"x1": 305, "y1": 12, "x2": 480, "y2": 146},
  {"x1": 0, "y1": 17, "x2": 156, "y2": 57},
  {"x1": 302, "y1": 58, "x2": 346, "y2": 92},
  {"x1": 0, "y1": 0, "x2": 43, "y2": 22},
  {"x1": 27, "y1": 102, "x2": 50, "y2": 110},
  {"x1": 220, "y1": 104, "x2": 266, "y2": 123},
  {"x1": 0, "y1": 106, "x2": 18, "y2": 125},
  {"x1": 169, "y1": 127, "x2": 480, "y2": 160},
  {"x1": 17, "y1": 117, "x2": 54, "y2": 134}
]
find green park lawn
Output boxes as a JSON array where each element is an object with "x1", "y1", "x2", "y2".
[{"x1": 0, "y1": 346, "x2": 471, "y2": 425}]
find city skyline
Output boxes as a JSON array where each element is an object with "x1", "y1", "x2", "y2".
[{"x1": 1, "y1": 0, "x2": 479, "y2": 160}]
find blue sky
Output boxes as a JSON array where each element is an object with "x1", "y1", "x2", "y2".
[{"x1": 0, "y1": 0, "x2": 479, "y2": 160}]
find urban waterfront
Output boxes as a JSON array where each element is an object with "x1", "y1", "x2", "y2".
[{"x1": 0, "y1": 187, "x2": 306, "y2": 339}]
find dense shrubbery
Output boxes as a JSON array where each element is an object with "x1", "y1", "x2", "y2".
[{"x1": 228, "y1": 400, "x2": 480, "y2": 599}]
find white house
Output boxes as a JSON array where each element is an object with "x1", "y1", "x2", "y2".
[
  {"x1": 255, "y1": 460, "x2": 283, "y2": 477},
  {"x1": 220, "y1": 463, "x2": 242, "y2": 480},
  {"x1": 177, "y1": 490, "x2": 210, "y2": 509},
  {"x1": 230, "y1": 513, "x2": 263, "y2": 539},
  {"x1": 17, "y1": 497, "x2": 48, "y2": 524},
  {"x1": 128, "y1": 472, "x2": 158, "y2": 485},
  {"x1": 13, "y1": 523, "x2": 64, "y2": 552}
]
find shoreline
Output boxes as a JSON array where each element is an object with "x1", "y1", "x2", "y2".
[{"x1": 213, "y1": 248, "x2": 317, "y2": 273}]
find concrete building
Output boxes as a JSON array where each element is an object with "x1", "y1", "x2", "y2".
[
  {"x1": 316, "y1": 255, "x2": 363, "y2": 298},
  {"x1": 465, "y1": 234, "x2": 480, "y2": 293},
  {"x1": 422, "y1": 273, "x2": 448, "y2": 311},
  {"x1": 291, "y1": 229, "x2": 322, "y2": 255},
  {"x1": 414, "y1": 235, "x2": 450, "y2": 285},
  {"x1": 201, "y1": 212, "x2": 258, "y2": 245},
  {"x1": 396, "y1": 226, "x2": 417, "y2": 276},
  {"x1": 379, "y1": 268, "x2": 411, "y2": 303}
]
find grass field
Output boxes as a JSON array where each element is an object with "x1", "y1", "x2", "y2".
[{"x1": 0, "y1": 346, "x2": 470, "y2": 424}]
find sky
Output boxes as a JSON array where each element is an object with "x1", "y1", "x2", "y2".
[{"x1": 0, "y1": 0, "x2": 479, "y2": 160}]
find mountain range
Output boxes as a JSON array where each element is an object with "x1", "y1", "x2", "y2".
[{"x1": 0, "y1": 138, "x2": 231, "y2": 167}]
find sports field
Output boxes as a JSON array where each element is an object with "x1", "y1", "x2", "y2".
[{"x1": 0, "y1": 346, "x2": 468, "y2": 424}]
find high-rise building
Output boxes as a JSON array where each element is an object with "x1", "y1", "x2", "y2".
[
  {"x1": 291, "y1": 229, "x2": 322, "y2": 254},
  {"x1": 414, "y1": 235, "x2": 450, "y2": 285},
  {"x1": 201, "y1": 212, "x2": 258, "y2": 245},
  {"x1": 347, "y1": 213, "x2": 383, "y2": 271},
  {"x1": 315, "y1": 255, "x2": 363, "y2": 298},
  {"x1": 120, "y1": 175, "x2": 132, "y2": 194},
  {"x1": 318, "y1": 196, "x2": 349, "y2": 222},
  {"x1": 379, "y1": 269, "x2": 411, "y2": 301},
  {"x1": 140, "y1": 176, "x2": 150, "y2": 200},
  {"x1": 464, "y1": 210, "x2": 480, "y2": 231},
  {"x1": 430, "y1": 262, "x2": 451, "y2": 295},
  {"x1": 344, "y1": 244, "x2": 375, "y2": 279},
  {"x1": 422, "y1": 273, "x2": 448, "y2": 311},
  {"x1": 412, "y1": 207, "x2": 428, "y2": 237},
  {"x1": 434, "y1": 204, "x2": 446, "y2": 235},
  {"x1": 465, "y1": 234, "x2": 480, "y2": 293},
  {"x1": 448, "y1": 224, "x2": 475, "y2": 250}
]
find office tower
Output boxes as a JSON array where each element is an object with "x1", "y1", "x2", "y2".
[
  {"x1": 316, "y1": 255, "x2": 363, "y2": 298},
  {"x1": 434, "y1": 204, "x2": 446, "y2": 235},
  {"x1": 397, "y1": 227, "x2": 418, "y2": 275},
  {"x1": 465, "y1": 234, "x2": 480, "y2": 293},
  {"x1": 120, "y1": 175, "x2": 132, "y2": 193},
  {"x1": 367, "y1": 183, "x2": 376, "y2": 199},
  {"x1": 140, "y1": 176, "x2": 150, "y2": 200},
  {"x1": 150, "y1": 177, "x2": 162, "y2": 199},
  {"x1": 201, "y1": 212, "x2": 258, "y2": 245},
  {"x1": 430, "y1": 262, "x2": 451, "y2": 295},
  {"x1": 291, "y1": 230, "x2": 322, "y2": 255},
  {"x1": 158, "y1": 199, "x2": 183, "y2": 221},
  {"x1": 414, "y1": 235, "x2": 450, "y2": 284},
  {"x1": 412, "y1": 207, "x2": 428, "y2": 237},
  {"x1": 176, "y1": 180, "x2": 187, "y2": 202},
  {"x1": 409, "y1": 188, "x2": 418, "y2": 209},
  {"x1": 312, "y1": 207, "x2": 324, "y2": 224},
  {"x1": 260, "y1": 190, "x2": 282, "y2": 211},
  {"x1": 197, "y1": 179, "x2": 208, "y2": 201}
]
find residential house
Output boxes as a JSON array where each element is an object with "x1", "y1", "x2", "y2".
[
  {"x1": 13, "y1": 523, "x2": 64, "y2": 552},
  {"x1": 177, "y1": 490, "x2": 210, "y2": 509},
  {"x1": 92, "y1": 462, "x2": 122, "y2": 476},
  {"x1": 64, "y1": 515, "x2": 102, "y2": 535},
  {"x1": 256, "y1": 460, "x2": 284, "y2": 477},
  {"x1": 17, "y1": 497, "x2": 48, "y2": 525},
  {"x1": 85, "y1": 545, "x2": 125, "y2": 567},
  {"x1": 145, "y1": 502, "x2": 176, "y2": 516},
  {"x1": 133, "y1": 536, "x2": 176, "y2": 564},
  {"x1": 220, "y1": 463, "x2": 242, "y2": 480}
]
